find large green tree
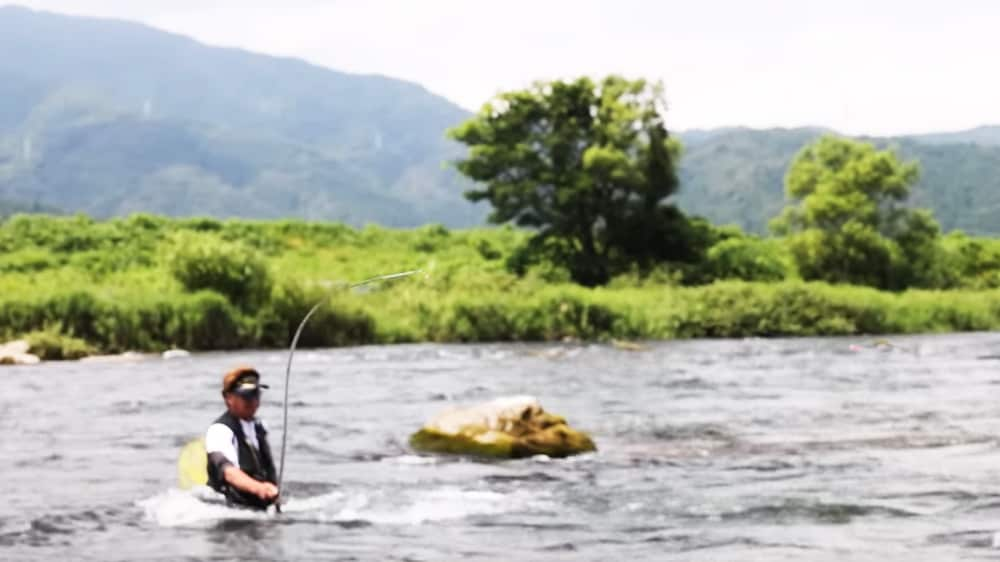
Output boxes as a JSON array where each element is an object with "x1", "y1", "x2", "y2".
[
  {"x1": 449, "y1": 76, "x2": 698, "y2": 286},
  {"x1": 770, "y1": 135, "x2": 943, "y2": 289}
]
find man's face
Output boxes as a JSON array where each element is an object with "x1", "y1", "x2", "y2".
[{"x1": 224, "y1": 391, "x2": 260, "y2": 420}]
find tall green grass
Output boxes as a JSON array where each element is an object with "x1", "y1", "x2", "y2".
[{"x1": 3, "y1": 214, "x2": 1000, "y2": 356}]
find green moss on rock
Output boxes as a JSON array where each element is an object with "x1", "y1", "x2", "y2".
[
  {"x1": 409, "y1": 396, "x2": 596, "y2": 459},
  {"x1": 25, "y1": 329, "x2": 95, "y2": 360}
]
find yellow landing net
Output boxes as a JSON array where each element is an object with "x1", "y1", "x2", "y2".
[{"x1": 177, "y1": 438, "x2": 208, "y2": 489}]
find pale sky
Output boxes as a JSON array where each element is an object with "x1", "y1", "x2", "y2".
[{"x1": 10, "y1": 0, "x2": 1000, "y2": 135}]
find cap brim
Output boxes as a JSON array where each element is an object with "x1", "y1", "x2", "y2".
[{"x1": 232, "y1": 382, "x2": 268, "y2": 393}]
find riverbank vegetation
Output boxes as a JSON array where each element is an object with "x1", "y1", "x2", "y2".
[{"x1": 2, "y1": 213, "x2": 1000, "y2": 357}]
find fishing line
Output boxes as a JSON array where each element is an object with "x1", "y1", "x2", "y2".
[{"x1": 274, "y1": 270, "x2": 420, "y2": 511}]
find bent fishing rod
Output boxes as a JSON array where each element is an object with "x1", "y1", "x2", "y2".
[{"x1": 274, "y1": 270, "x2": 420, "y2": 512}]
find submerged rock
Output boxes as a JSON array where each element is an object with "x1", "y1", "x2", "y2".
[
  {"x1": 162, "y1": 348, "x2": 191, "y2": 360},
  {"x1": 0, "y1": 340, "x2": 41, "y2": 365},
  {"x1": 409, "y1": 395, "x2": 597, "y2": 459},
  {"x1": 611, "y1": 339, "x2": 647, "y2": 352},
  {"x1": 79, "y1": 351, "x2": 149, "y2": 363}
]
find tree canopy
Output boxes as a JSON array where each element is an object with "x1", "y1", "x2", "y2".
[
  {"x1": 449, "y1": 76, "x2": 700, "y2": 286},
  {"x1": 770, "y1": 136, "x2": 943, "y2": 289}
]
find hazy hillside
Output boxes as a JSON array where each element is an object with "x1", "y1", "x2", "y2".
[
  {"x1": 896, "y1": 138, "x2": 1000, "y2": 234},
  {"x1": 675, "y1": 128, "x2": 827, "y2": 234},
  {"x1": 676, "y1": 128, "x2": 1000, "y2": 235},
  {"x1": 911, "y1": 125, "x2": 1000, "y2": 146},
  {"x1": 0, "y1": 196, "x2": 58, "y2": 219},
  {"x1": 0, "y1": 5, "x2": 484, "y2": 226}
]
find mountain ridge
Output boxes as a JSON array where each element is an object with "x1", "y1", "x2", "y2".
[
  {"x1": 1, "y1": 5, "x2": 997, "y2": 235},
  {"x1": 0, "y1": 4, "x2": 483, "y2": 226}
]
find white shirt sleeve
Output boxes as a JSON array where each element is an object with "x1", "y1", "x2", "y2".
[{"x1": 204, "y1": 423, "x2": 238, "y2": 466}]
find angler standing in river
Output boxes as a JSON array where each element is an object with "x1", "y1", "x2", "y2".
[{"x1": 204, "y1": 366, "x2": 280, "y2": 510}]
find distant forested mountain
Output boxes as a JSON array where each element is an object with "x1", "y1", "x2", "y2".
[
  {"x1": 1, "y1": 6, "x2": 997, "y2": 234},
  {"x1": 0, "y1": 5, "x2": 484, "y2": 226}
]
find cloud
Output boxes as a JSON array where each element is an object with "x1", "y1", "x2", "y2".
[{"x1": 11, "y1": 0, "x2": 1000, "y2": 135}]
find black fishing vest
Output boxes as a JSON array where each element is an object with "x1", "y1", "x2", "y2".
[{"x1": 206, "y1": 411, "x2": 277, "y2": 509}]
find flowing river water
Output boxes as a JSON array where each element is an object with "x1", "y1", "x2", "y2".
[{"x1": 3, "y1": 333, "x2": 1000, "y2": 561}]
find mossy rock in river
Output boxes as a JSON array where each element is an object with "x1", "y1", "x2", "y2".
[{"x1": 409, "y1": 396, "x2": 596, "y2": 459}]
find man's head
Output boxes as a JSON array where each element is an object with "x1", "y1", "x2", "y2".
[{"x1": 221, "y1": 366, "x2": 269, "y2": 420}]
